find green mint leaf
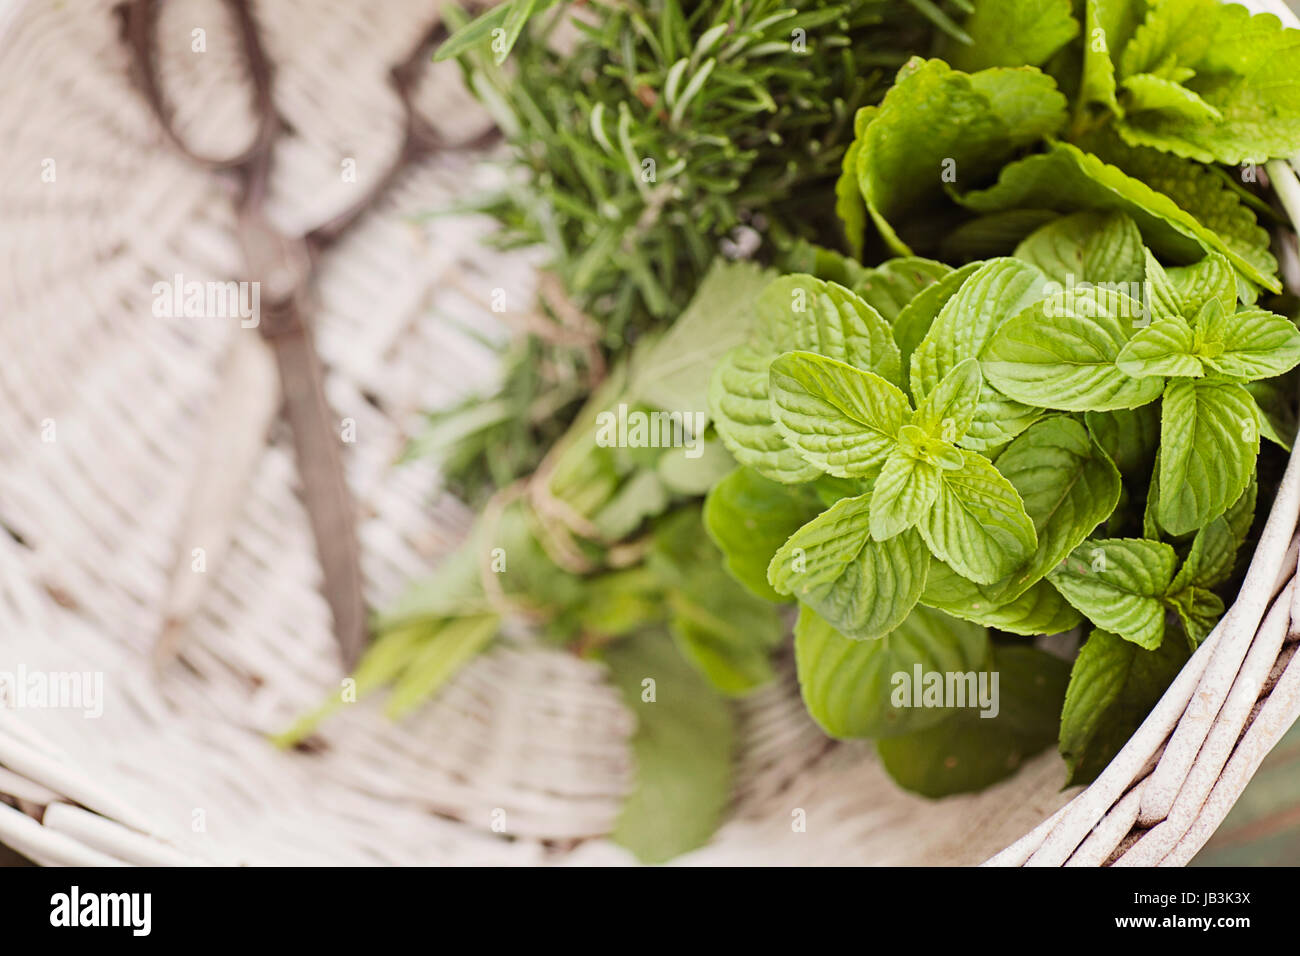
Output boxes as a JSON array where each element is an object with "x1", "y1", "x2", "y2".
[
  {"x1": 984, "y1": 286, "x2": 1165, "y2": 411},
  {"x1": 834, "y1": 106, "x2": 875, "y2": 259},
  {"x1": 1166, "y1": 585, "x2": 1225, "y2": 646},
  {"x1": 910, "y1": 257, "x2": 1049, "y2": 449},
  {"x1": 893, "y1": 262, "x2": 984, "y2": 398},
  {"x1": 1115, "y1": 312, "x2": 1202, "y2": 378},
  {"x1": 1162, "y1": 251, "x2": 1239, "y2": 317},
  {"x1": 853, "y1": 257, "x2": 955, "y2": 325},
  {"x1": 877, "y1": 645, "x2": 1070, "y2": 798},
  {"x1": 604, "y1": 630, "x2": 734, "y2": 864},
  {"x1": 986, "y1": 416, "x2": 1123, "y2": 601},
  {"x1": 710, "y1": 275, "x2": 899, "y2": 483},
  {"x1": 956, "y1": 140, "x2": 1280, "y2": 291},
  {"x1": 769, "y1": 492, "x2": 930, "y2": 640},
  {"x1": 1120, "y1": 73, "x2": 1222, "y2": 123},
  {"x1": 919, "y1": 448, "x2": 1037, "y2": 584},
  {"x1": 704, "y1": 468, "x2": 823, "y2": 602},
  {"x1": 949, "y1": 0, "x2": 1079, "y2": 71},
  {"x1": 1014, "y1": 210, "x2": 1147, "y2": 288},
  {"x1": 769, "y1": 351, "x2": 910, "y2": 478},
  {"x1": 912, "y1": 358, "x2": 983, "y2": 441},
  {"x1": 1047, "y1": 537, "x2": 1179, "y2": 648},
  {"x1": 1059, "y1": 628, "x2": 1188, "y2": 785},
  {"x1": 1083, "y1": 133, "x2": 1277, "y2": 292},
  {"x1": 921, "y1": 560, "x2": 1082, "y2": 635},
  {"x1": 1158, "y1": 379, "x2": 1259, "y2": 534},
  {"x1": 711, "y1": 343, "x2": 822, "y2": 483},
  {"x1": 1204, "y1": 308, "x2": 1300, "y2": 382},
  {"x1": 1080, "y1": 0, "x2": 1146, "y2": 114},
  {"x1": 1014, "y1": 210, "x2": 1146, "y2": 286},
  {"x1": 869, "y1": 448, "x2": 942, "y2": 540},
  {"x1": 794, "y1": 604, "x2": 989, "y2": 739},
  {"x1": 855, "y1": 58, "x2": 1067, "y2": 254}
]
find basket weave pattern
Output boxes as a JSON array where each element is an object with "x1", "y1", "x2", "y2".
[{"x1": 0, "y1": 0, "x2": 1296, "y2": 866}]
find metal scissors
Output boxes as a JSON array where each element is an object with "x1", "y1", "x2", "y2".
[{"x1": 118, "y1": 0, "x2": 497, "y2": 669}]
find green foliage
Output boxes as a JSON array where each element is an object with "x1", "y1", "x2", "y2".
[
  {"x1": 368, "y1": 2, "x2": 1300, "y2": 855},
  {"x1": 604, "y1": 630, "x2": 735, "y2": 863},
  {"x1": 424, "y1": 0, "x2": 950, "y2": 496}
]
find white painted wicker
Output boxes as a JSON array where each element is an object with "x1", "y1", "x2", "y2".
[{"x1": 0, "y1": 0, "x2": 1296, "y2": 867}]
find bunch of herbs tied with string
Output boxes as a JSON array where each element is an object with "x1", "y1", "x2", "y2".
[
  {"x1": 414, "y1": 0, "x2": 971, "y2": 502},
  {"x1": 277, "y1": 0, "x2": 968, "y2": 863}
]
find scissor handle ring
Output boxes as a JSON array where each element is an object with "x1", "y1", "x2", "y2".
[{"x1": 120, "y1": 0, "x2": 278, "y2": 177}]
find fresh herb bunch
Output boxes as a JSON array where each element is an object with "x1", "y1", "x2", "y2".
[
  {"x1": 294, "y1": 0, "x2": 1300, "y2": 863},
  {"x1": 421, "y1": 0, "x2": 965, "y2": 502},
  {"x1": 709, "y1": 0, "x2": 1300, "y2": 793}
]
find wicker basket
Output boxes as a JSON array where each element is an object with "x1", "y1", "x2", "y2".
[{"x1": 0, "y1": 0, "x2": 1297, "y2": 867}]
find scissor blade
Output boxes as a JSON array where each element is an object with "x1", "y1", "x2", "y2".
[
  {"x1": 269, "y1": 322, "x2": 368, "y2": 670},
  {"x1": 158, "y1": 332, "x2": 279, "y2": 665}
]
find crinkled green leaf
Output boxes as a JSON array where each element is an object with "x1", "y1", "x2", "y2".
[
  {"x1": 1158, "y1": 379, "x2": 1259, "y2": 535},
  {"x1": 710, "y1": 275, "x2": 900, "y2": 483},
  {"x1": 984, "y1": 286, "x2": 1165, "y2": 411},
  {"x1": 1014, "y1": 210, "x2": 1145, "y2": 287},
  {"x1": 950, "y1": 0, "x2": 1079, "y2": 71},
  {"x1": 1161, "y1": 251, "x2": 1239, "y2": 317},
  {"x1": 769, "y1": 492, "x2": 929, "y2": 640},
  {"x1": 1207, "y1": 308, "x2": 1300, "y2": 382},
  {"x1": 912, "y1": 358, "x2": 983, "y2": 442},
  {"x1": 911, "y1": 257, "x2": 1049, "y2": 448},
  {"x1": 869, "y1": 448, "x2": 942, "y2": 541},
  {"x1": 1048, "y1": 537, "x2": 1178, "y2": 648},
  {"x1": 877, "y1": 645, "x2": 1069, "y2": 798},
  {"x1": 919, "y1": 448, "x2": 1037, "y2": 585},
  {"x1": 956, "y1": 139, "x2": 1280, "y2": 291},
  {"x1": 856, "y1": 58, "x2": 1067, "y2": 254},
  {"x1": 1114, "y1": 0, "x2": 1300, "y2": 164},
  {"x1": 1166, "y1": 585, "x2": 1225, "y2": 646},
  {"x1": 704, "y1": 468, "x2": 823, "y2": 602},
  {"x1": 853, "y1": 257, "x2": 953, "y2": 325},
  {"x1": 921, "y1": 560, "x2": 1082, "y2": 635},
  {"x1": 769, "y1": 351, "x2": 910, "y2": 478},
  {"x1": 894, "y1": 262, "x2": 984, "y2": 397},
  {"x1": 1115, "y1": 312, "x2": 1202, "y2": 378},
  {"x1": 987, "y1": 416, "x2": 1122, "y2": 601},
  {"x1": 794, "y1": 604, "x2": 989, "y2": 739},
  {"x1": 1083, "y1": 134, "x2": 1277, "y2": 292},
  {"x1": 1059, "y1": 628, "x2": 1189, "y2": 785},
  {"x1": 1121, "y1": 73, "x2": 1222, "y2": 123},
  {"x1": 1080, "y1": 0, "x2": 1146, "y2": 113}
]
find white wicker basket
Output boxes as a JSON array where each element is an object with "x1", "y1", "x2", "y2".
[{"x1": 0, "y1": 0, "x2": 1297, "y2": 867}]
